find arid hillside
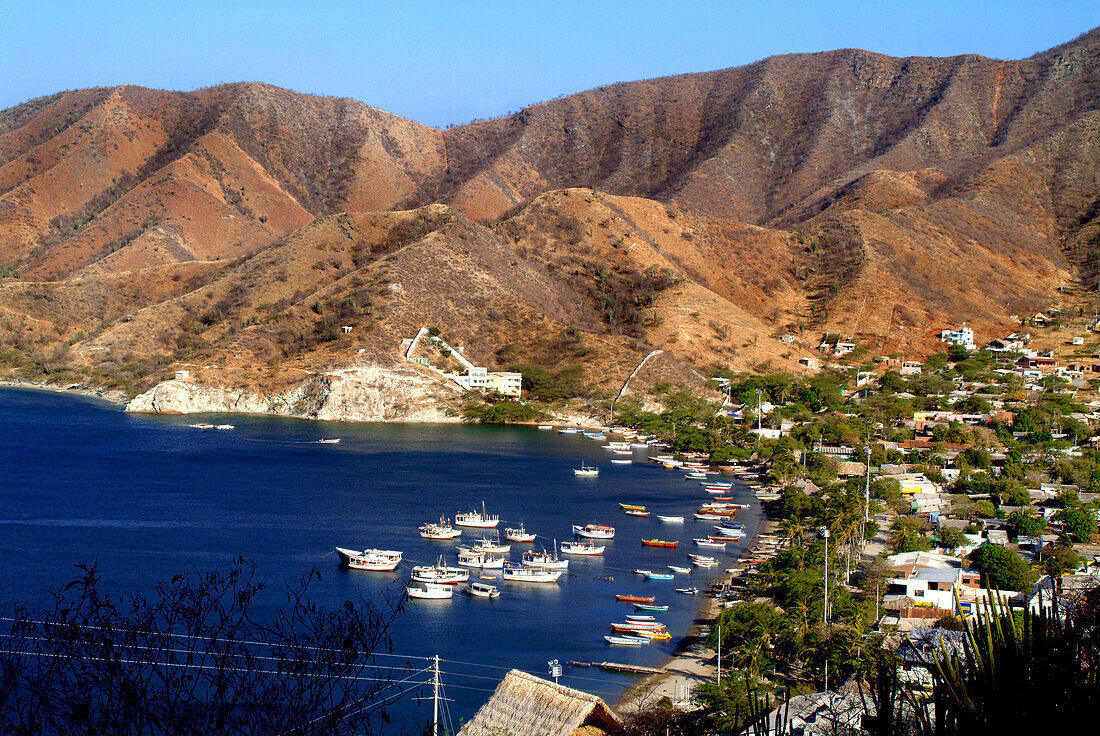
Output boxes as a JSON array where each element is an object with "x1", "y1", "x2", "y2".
[{"x1": 1, "y1": 28, "x2": 1098, "y2": 408}]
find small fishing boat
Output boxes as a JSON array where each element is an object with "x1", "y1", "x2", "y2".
[
  {"x1": 693, "y1": 538, "x2": 726, "y2": 548},
  {"x1": 694, "y1": 512, "x2": 731, "y2": 520},
  {"x1": 656, "y1": 515, "x2": 685, "y2": 523},
  {"x1": 410, "y1": 557, "x2": 470, "y2": 584},
  {"x1": 668, "y1": 565, "x2": 692, "y2": 575},
  {"x1": 521, "y1": 549, "x2": 569, "y2": 569},
  {"x1": 560, "y1": 541, "x2": 605, "y2": 555},
  {"x1": 692, "y1": 558, "x2": 719, "y2": 568},
  {"x1": 631, "y1": 629, "x2": 672, "y2": 641},
  {"x1": 407, "y1": 581, "x2": 453, "y2": 600},
  {"x1": 619, "y1": 504, "x2": 647, "y2": 511},
  {"x1": 610, "y1": 458, "x2": 632, "y2": 464},
  {"x1": 661, "y1": 461, "x2": 683, "y2": 469},
  {"x1": 317, "y1": 438, "x2": 341, "y2": 444},
  {"x1": 454, "y1": 502, "x2": 500, "y2": 528},
  {"x1": 456, "y1": 549, "x2": 506, "y2": 569},
  {"x1": 502, "y1": 564, "x2": 563, "y2": 583},
  {"x1": 504, "y1": 525, "x2": 537, "y2": 543},
  {"x1": 611, "y1": 622, "x2": 667, "y2": 633},
  {"x1": 703, "y1": 482, "x2": 734, "y2": 491},
  {"x1": 632, "y1": 569, "x2": 652, "y2": 576},
  {"x1": 605, "y1": 635, "x2": 648, "y2": 646},
  {"x1": 606, "y1": 441, "x2": 631, "y2": 451},
  {"x1": 616, "y1": 594, "x2": 656, "y2": 603},
  {"x1": 188, "y1": 423, "x2": 215, "y2": 429},
  {"x1": 644, "y1": 572, "x2": 675, "y2": 581},
  {"x1": 688, "y1": 553, "x2": 717, "y2": 562},
  {"x1": 215, "y1": 424, "x2": 235, "y2": 430},
  {"x1": 675, "y1": 587, "x2": 699, "y2": 595},
  {"x1": 335, "y1": 547, "x2": 402, "y2": 571},
  {"x1": 537, "y1": 425, "x2": 553, "y2": 430},
  {"x1": 630, "y1": 442, "x2": 649, "y2": 449},
  {"x1": 684, "y1": 472, "x2": 707, "y2": 480},
  {"x1": 472, "y1": 535, "x2": 511, "y2": 554},
  {"x1": 625, "y1": 510, "x2": 650, "y2": 518},
  {"x1": 465, "y1": 581, "x2": 500, "y2": 598},
  {"x1": 419, "y1": 516, "x2": 463, "y2": 540},
  {"x1": 756, "y1": 492, "x2": 781, "y2": 502},
  {"x1": 574, "y1": 463, "x2": 600, "y2": 476},
  {"x1": 572, "y1": 524, "x2": 615, "y2": 539},
  {"x1": 633, "y1": 603, "x2": 669, "y2": 612},
  {"x1": 641, "y1": 539, "x2": 678, "y2": 548},
  {"x1": 558, "y1": 427, "x2": 582, "y2": 434}
]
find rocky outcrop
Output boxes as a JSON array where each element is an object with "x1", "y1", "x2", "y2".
[{"x1": 125, "y1": 364, "x2": 465, "y2": 422}]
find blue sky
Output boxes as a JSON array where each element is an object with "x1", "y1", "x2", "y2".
[{"x1": 2, "y1": 1, "x2": 1098, "y2": 128}]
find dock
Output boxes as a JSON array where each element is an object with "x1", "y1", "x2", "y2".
[{"x1": 567, "y1": 661, "x2": 666, "y2": 676}]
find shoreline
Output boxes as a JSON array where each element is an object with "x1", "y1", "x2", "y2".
[
  {"x1": 615, "y1": 482, "x2": 777, "y2": 714},
  {"x1": 0, "y1": 378, "x2": 129, "y2": 407}
]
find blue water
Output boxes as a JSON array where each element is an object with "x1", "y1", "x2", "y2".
[{"x1": 0, "y1": 387, "x2": 762, "y2": 730}]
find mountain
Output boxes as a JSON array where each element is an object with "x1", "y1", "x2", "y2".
[{"x1": 1, "y1": 28, "x2": 1098, "y2": 416}]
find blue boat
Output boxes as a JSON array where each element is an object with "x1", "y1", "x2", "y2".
[{"x1": 645, "y1": 572, "x2": 675, "y2": 581}]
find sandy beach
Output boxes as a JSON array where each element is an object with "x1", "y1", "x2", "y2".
[
  {"x1": 616, "y1": 490, "x2": 779, "y2": 714},
  {"x1": 0, "y1": 378, "x2": 129, "y2": 406}
]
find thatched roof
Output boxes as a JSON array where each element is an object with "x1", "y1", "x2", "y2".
[{"x1": 458, "y1": 669, "x2": 623, "y2": 736}]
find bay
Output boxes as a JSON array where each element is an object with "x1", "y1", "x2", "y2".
[{"x1": 0, "y1": 387, "x2": 763, "y2": 730}]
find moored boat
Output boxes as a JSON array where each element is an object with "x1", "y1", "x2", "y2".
[
  {"x1": 656, "y1": 515, "x2": 685, "y2": 523},
  {"x1": 472, "y1": 536, "x2": 511, "y2": 554},
  {"x1": 605, "y1": 635, "x2": 648, "y2": 645},
  {"x1": 558, "y1": 427, "x2": 582, "y2": 434},
  {"x1": 644, "y1": 572, "x2": 675, "y2": 580},
  {"x1": 619, "y1": 503, "x2": 647, "y2": 511},
  {"x1": 641, "y1": 539, "x2": 678, "y2": 548},
  {"x1": 675, "y1": 587, "x2": 699, "y2": 595},
  {"x1": 456, "y1": 549, "x2": 506, "y2": 569},
  {"x1": 502, "y1": 564, "x2": 563, "y2": 583},
  {"x1": 335, "y1": 547, "x2": 402, "y2": 571},
  {"x1": 572, "y1": 523, "x2": 615, "y2": 539},
  {"x1": 693, "y1": 538, "x2": 726, "y2": 548},
  {"x1": 407, "y1": 581, "x2": 454, "y2": 599},
  {"x1": 410, "y1": 557, "x2": 470, "y2": 584},
  {"x1": 537, "y1": 425, "x2": 553, "y2": 430},
  {"x1": 464, "y1": 581, "x2": 500, "y2": 598},
  {"x1": 454, "y1": 502, "x2": 500, "y2": 528},
  {"x1": 633, "y1": 603, "x2": 669, "y2": 612},
  {"x1": 610, "y1": 458, "x2": 632, "y2": 464},
  {"x1": 419, "y1": 516, "x2": 463, "y2": 540},
  {"x1": 668, "y1": 565, "x2": 692, "y2": 575},
  {"x1": 573, "y1": 463, "x2": 599, "y2": 476},
  {"x1": 560, "y1": 541, "x2": 606, "y2": 555},
  {"x1": 625, "y1": 510, "x2": 650, "y2": 517},
  {"x1": 521, "y1": 549, "x2": 569, "y2": 569},
  {"x1": 616, "y1": 594, "x2": 656, "y2": 603},
  {"x1": 504, "y1": 524, "x2": 537, "y2": 543}
]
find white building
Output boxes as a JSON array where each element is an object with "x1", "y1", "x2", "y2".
[{"x1": 940, "y1": 325, "x2": 975, "y2": 350}]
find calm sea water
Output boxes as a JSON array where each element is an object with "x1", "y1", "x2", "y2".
[{"x1": 0, "y1": 388, "x2": 762, "y2": 730}]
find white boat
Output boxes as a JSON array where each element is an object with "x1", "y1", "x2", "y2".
[
  {"x1": 454, "y1": 502, "x2": 500, "y2": 528},
  {"x1": 502, "y1": 564, "x2": 563, "y2": 583},
  {"x1": 610, "y1": 458, "x2": 632, "y2": 465},
  {"x1": 537, "y1": 425, "x2": 553, "y2": 430},
  {"x1": 605, "y1": 635, "x2": 648, "y2": 645},
  {"x1": 521, "y1": 549, "x2": 569, "y2": 570},
  {"x1": 456, "y1": 549, "x2": 506, "y2": 569},
  {"x1": 560, "y1": 541, "x2": 605, "y2": 555},
  {"x1": 572, "y1": 524, "x2": 615, "y2": 539},
  {"x1": 188, "y1": 423, "x2": 215, "y2": 429},
  {"x1": 606, "y1": 441, "x2": 631, "y2": 450},
  {"x1": 504, "y1": 525, "x2": 537, "y2": 543},
  {"x1": 335, "y1": 547, "x2": 402, "y2": 572},
  {"x1": 317, "y1": 438, "x2": 341, "y2": 444},
  {"x1": 688, "y1": 554, "x2": 716, "y2": 563},
  {"x1": 656, "y1": 515, "x2": 685, "y2": 523},
  {"x1": 419, "y1": 516, "x2": 463, "y2": 540},
  {"x1": 573, "y1": 463, "x2": 599, "y2": 477},
  {"x1": 668, "y1": 565, "x2": 692, "y2": 575},
  {"x1": 410, "y1": 557, "x2": 469, "y2": 584},
  {"x1": 472, "y1": 536, "x2": 511, "y2": 554},
  {"x1": 558, "y1": 427, "x2": 582, "y2": 434},
  {"x1": 465, "y1": 581, "x2": 500, "y2": 598},
  {"x1": 215, "y1": 424, "x2": 234, "y2": 430},
  {"x1": 692, "y1": 558, "x2": 719, "y2": 568},
  {"x1": 693, "y1": 538, "x2": 726, "y2": 548},
  {"x1": 630, "y1": 442, "x2": 649, "y2": 449},
  {"x1": 407, "y1": 581, "x2": 453, "y2": 599},
  {"x1": 675, "y1": 587, "x2": 699, "y2": 595}
]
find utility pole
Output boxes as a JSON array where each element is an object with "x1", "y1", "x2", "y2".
[
  {"x1": 716, "y1": 622, "x2": 721, "y2": 683},
  {"x1": 432, "y1": 654, "x2": 440, "y2": 736},
  {"x1": 756, "y1": 389, "x2": 762, "y2": 432},
  {"x1": 864, "y1": 446, "x2": 872, "y2": 523},
  {"x1": 822, "y1": 528, "x2": 830, "y2": 624}
]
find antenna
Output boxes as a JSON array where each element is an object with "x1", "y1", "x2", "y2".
[{"x1": 432, "y1": 654, "x2": 440, "y2": 736}]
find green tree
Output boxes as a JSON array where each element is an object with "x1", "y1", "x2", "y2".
[
  {"x1": 968, "y1": 543, "x2": 1035, "y2": 591},
  {"x1": 1053, "y1": 507, "x2": 1096, "y2": 542},
  {"x1": 1006, "y1": 510, "x2": 1047, "y2": 540},
  {"x1": 889, "y1": 516, "x2": 932, "y2": 553},
  {"x1": 936, "y1": 527, "x2": 968, "y2": 552}
]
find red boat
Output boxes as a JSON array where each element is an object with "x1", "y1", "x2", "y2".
[
  {"x1": 641, "y1": 539, "x2": 678, "y2": 548},
  {"x1": 615, "y1": 594, "x2": 656, "y2": 603}
]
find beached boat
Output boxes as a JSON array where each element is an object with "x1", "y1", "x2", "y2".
[
  {"x1": 521, "y1": 549, "x2": 569, "y2": 569},
  {"x1": 410, "y1": 557, "x2": 470, "y2": 584},
  {"x1": 693, "y1": 538, "x2": 726, "y2": 548},
  {"x1": 464, "y1": 581, "x2": 500, "y2": 598},
  {"x1": 558, "y1": 427, "x2": 581, "y2": 434},
  {"x1": 504, "y1": 525, "x2": 536, "y2": 543},
  {"x1": 641, "y1": 539, "x2": 678, "y2": 548},
  {"x1": 625, "y1": 510, "x2": 650, "y2": 518},
  {"x1": 616, "y1": 594, "x2": 656, "y2": 603},
  {"x1": 611, "y1": 622, "x2": 667, "y2": 633},
  {"x1": 630, "y1": 442, "x2": 649, "y2": 449},
  {"x1": 668, "y1": 565, "x2": 692, "y2": 575},
  {"x1": 756, "y1": 492, "x2": 781, "y2": 501},
  {"x1": 633, "y1": 603, "x2": 669, "y2": 612},
  {"x1": 688, "y1": 554, "x2": 716, "y2": 563},
  {"x1": 502, "y1": 564, "x2": 563, "y2": 583},
  {"x1": 656, "y1": 515, "x2": 685, "y2": 523},
  {"x1": 644, "y1": 572, "x2": 675, "y2": 581},
  {"x1": 419, "y1": 516, "x2": 463, "y2": 540},
  {"x1": 661, "y1": 461, "x2": 683, "y2": 469},
  {"x1": 619, "y1": 503, "x2": 647, "y2": 511},
  {"x1": 692, "y1": 558, "x2": 719, "y2": 568},
  {"x1": 605, "y1": 635, "x2": 648, "y2": 646},
  {"x1": 407, "y1": 581, "x2": 453, "y2": 600},
  {"x1": 456, "y1": 549, "x2": 506, "y2": 569},
  {"x1": 675, "y1": 587, "x2": 699, "y2": 595},
  {"x1": 573, "y1": 463, "x2": 599, "y2": 476},
  {"x1": 572, "y1": 524, "x2": 615, "y2": 539},
  {"x1": 454, "y1": 502, "x2": 500, "y2": 528},
  {"x1": 335, "y1": 547, "x2": 402, "y2": 571}
]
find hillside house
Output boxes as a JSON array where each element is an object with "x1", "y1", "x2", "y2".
[
  {"x1": 899, "y1": 361, "x2": 923, "y2": 376},
  {"x1": 940, "y1": 325, "x2": 975, "y2": 350}
]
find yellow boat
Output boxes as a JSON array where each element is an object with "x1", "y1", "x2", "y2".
[
  {"x1": 632, "y1": 629, "x2": 672, "y2": 641},
  {"x1": 619, "y1": 503, "x2": 647, "y2": 511}
]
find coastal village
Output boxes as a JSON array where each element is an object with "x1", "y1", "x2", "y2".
[{"x1": 447, "y1": 306, "x2": 1100, "y2": 734}]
